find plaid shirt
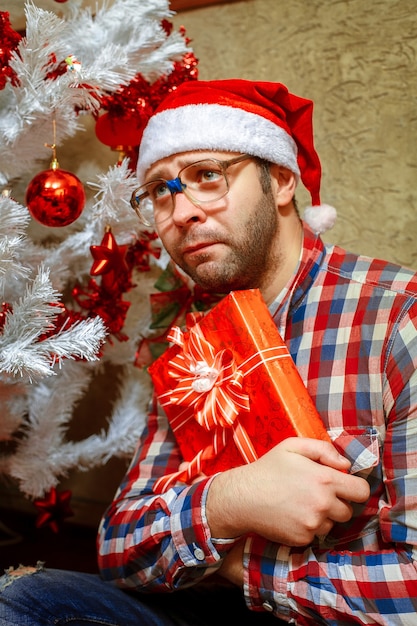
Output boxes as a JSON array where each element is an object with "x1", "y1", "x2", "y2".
[{"x1": 98, "y1": 224, "x2": 417, "y2": 625}]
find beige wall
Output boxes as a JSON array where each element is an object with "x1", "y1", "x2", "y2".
[{"x1": 173, "y1": 0, "x2": 417, "y2": 268}]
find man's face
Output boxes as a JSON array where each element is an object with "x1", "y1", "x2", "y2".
[{"x1": 146, "y1": 151, "x2": 282, "y2": 293}]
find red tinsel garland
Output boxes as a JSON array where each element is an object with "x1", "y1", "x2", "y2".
[
  {"x1": 94, "y1": 20, "x2": 198, "y2": 168},
  {"x1": 71, "y1": 230, "x2": 161, "y2": 342},
  {"x1": 0, "y1": 12, "x2": 22, "y2": 90}
]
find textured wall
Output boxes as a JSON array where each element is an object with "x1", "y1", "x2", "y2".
[{"x1": 173, "y1": 0, "x2": 417, "y2": 268}]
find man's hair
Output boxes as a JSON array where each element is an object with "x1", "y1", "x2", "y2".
[
  {"x1": 256, "y1": 159, "x2": 299, "y2": 216},
  {"x1": 256, "y1": 158, "x2": 273, "y2": 194}
]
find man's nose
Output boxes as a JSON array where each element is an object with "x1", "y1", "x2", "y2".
[{"x1": 171, "y1": 191, "x2": 207, "y2": 225}]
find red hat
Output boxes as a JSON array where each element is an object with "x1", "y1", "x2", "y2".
[{"x1": 137, "y1": 79, "x2": 336, "y2": 233}]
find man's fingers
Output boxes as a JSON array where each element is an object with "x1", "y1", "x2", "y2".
[
  {"x1": 284, "y1": 437, "x2": 350, "y2": 470},
  {"x1": 282, "y1": 438, "x2": 370, "y2": 504},
  {"x1": 337, "y1": 474, "x2": 370, "y2": 503}
]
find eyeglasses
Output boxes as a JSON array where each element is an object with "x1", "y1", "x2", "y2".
[{"x1": 130, "y1": 154, "x2": 253, "y2": 227}]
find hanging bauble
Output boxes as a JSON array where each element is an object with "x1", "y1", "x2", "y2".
[
  {"x1": 95, "y1": 113, "x2": 145, "y2": 169},
  {"x1": 95, "y1": 112, "x2": 145, "y2": 149},
  {"x1": 26, "y1": 159, "x2": 85, "y2": 227}
]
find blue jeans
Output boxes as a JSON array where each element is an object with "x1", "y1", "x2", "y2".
[{"x1": 0, "y1": 563, "x2": 283, "y2": 625}]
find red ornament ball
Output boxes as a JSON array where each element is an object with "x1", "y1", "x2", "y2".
[
  {"x1": 95, "y1": 112, "x2": 146, "y2": 149},
  {"x1": 26, "y1": 168, "x2": 85, "y2": 227}
]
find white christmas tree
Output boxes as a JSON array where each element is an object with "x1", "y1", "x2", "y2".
[{"x1": 0, "y1": 0, "x2": 198, "y2": 525}]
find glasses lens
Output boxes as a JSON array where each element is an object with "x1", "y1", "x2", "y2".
[
  {"x1": 130, "y1": 159, "x2": 231, "y2": 226},
  {"x1": 132, "y1": 180, "x2": 174, "y2": 225},
  {"x1": 180, "y1": 159, "x2": 228, "y2": 204}
]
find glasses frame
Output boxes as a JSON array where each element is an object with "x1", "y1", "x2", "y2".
[{"x1": 130, "y1": 153, "x2": 253, "y2": 226}]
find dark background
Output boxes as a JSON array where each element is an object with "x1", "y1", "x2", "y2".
[{"x1": 0, "y1": 506, "x2": 98, "y2": 574}]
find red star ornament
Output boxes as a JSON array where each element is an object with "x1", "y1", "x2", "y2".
[
  {"x1": 33, "y1": 487, "x2": 74, "y2": 533},
  {"x1": 90, "y1": 228, "x2": 129, "y2": 294}
]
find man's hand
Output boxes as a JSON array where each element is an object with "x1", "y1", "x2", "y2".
[{"x1": 206, "y1": 437, "x2": 370, "y2": 547}]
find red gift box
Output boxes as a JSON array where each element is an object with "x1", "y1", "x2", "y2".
[{"x1": 149, "y1": 288, "x2": 330, "y2": 493}]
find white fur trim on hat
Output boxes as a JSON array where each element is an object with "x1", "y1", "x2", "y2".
[{"x1": 136, "y1": 104, "x2": 300, "y2": 183}]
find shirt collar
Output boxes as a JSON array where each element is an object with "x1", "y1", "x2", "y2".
[{"x1": 269, "y1": 222, "x2": 326, "y2": 329}]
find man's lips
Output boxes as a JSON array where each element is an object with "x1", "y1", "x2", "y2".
[{"x1": 182, "y1": 241, "x2": 219, "y2": 257}]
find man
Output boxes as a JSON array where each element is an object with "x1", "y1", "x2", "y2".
[{"x1": 1, "y1": 79, "x2": 416, "y2": 625}]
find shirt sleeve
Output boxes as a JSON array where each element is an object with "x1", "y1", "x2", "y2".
[
  {"x1": 97, "y1": 394, "x2": 240, "y2": 591},
  {"x1": 243, "y1": 317, "x2": 417, "y2": 625}
]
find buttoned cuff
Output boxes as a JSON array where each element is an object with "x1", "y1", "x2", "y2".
[
  {"x1": 171, "y1": 475, "x2": 241, "y2": 567},
  {"x1": 243, "y1": 534, "x2": 291, "y2": 617}
]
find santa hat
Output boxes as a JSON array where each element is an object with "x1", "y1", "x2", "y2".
[{"x1": 137, "y1": 79, "x2": 336, "y2": 234}]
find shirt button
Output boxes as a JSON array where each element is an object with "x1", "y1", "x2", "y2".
[
  {"x1": 262, "y1": 601, "x2": 274, "y2": 612},
  {"x1": 193, "y1": 547, "x2": 205, "y2": 561}
]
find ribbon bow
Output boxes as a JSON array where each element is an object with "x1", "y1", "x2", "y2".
[{"x1": 166, "y1": 324, "x2": 251, "y2": 430}]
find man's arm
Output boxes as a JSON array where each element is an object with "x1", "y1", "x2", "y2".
[
  {"x1": 97, "y1": 400, "x2": 238, "y2": 590},
  {"x1": 213, "y1": 397, "x2": 417, "y2": 624},
  {"x1": 97, "y1": 416, "x2": 365, "y2": 592},
  {"x1": 206, "y1": 437, "x2": 367, "y2": 546}
]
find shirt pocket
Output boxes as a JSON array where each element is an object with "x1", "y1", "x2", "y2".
[
  {"x1": 318, "y1": 426, "x2": 383, "y2": 548},
  {"x1": 328, "y1": 426, "x2": 381, "y2": 476}
]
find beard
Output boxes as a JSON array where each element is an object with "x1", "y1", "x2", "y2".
[{"x1": 171, "y1": 190, "x2": 281, "y2": 293}]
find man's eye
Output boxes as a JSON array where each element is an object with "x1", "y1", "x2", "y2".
[
  {"x1": 198, "y1": 168, "x2": 222, "y2": 183},
  {"x1": 152, "y1": 183, "x2": 170, "y2": 199}
]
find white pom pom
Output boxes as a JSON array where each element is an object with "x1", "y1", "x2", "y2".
[{"x1": 303, "y1": 203, "x2": 337, "y2": 234}]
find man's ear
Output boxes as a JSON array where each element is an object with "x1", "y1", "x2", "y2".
[{"x1": 270, "y1": 165, "x2": 297, "y2": 206}]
